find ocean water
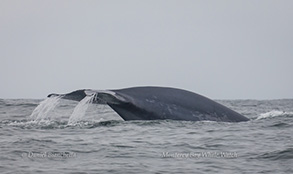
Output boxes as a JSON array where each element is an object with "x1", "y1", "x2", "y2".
[{"x1": 0, "y1": 98, "x2": 293, "y2": 174}]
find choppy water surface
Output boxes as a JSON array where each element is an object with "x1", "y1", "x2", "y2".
[{"x1": 0, "y1": 98, "x2": 293, "y2": 173}]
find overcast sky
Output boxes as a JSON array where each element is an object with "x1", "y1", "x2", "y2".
[{"x1": 1, "y1": 0, "x2": 292, "y2": 99}]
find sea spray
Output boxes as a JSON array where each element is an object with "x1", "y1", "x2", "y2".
[
  {"x1": 68, "y1": 94, "x2": 96, "y2": 124},
  {"x1": 257, "y1": 110, "x2": 293, "y2": 120},
  {"x1": 30, "y1": 96, "x2": 62, "y2": 121}
]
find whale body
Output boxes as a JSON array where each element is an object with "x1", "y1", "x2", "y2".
[{"x1": 48, "y1": 86, "x2": 249, "y2": 122}]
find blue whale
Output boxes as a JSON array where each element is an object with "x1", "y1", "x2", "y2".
[{"x1": 48, "y1": 86, "x2": 249, "y2": 122}]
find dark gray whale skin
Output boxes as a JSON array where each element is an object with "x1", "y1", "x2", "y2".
[{"x1": 48, "y1": 86, "x2": 249, "y2": 122}]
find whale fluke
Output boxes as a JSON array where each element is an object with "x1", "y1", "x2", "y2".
[{"x1": 48, "y1": 86, "x2": 249, "y2": 122}]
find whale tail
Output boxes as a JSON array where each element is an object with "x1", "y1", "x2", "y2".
[{"x1": 48, "y1": 87, "x2": 249, "y2": 122}]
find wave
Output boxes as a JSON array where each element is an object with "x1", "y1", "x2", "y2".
[
  {"x1": 256, "y1": 110, "x2": 293, "y2": 120},
  {"x1": 257, "y1": 148, "x2": 293, "y2": 161},
  {"x1": 0, "y1": 119, "x2": 124, "y2": 129},
  {"x1": 0, "y1": 99, "x2": 40, "y2": 107},
  {"x1": 0, "y1": 118, "x2": 236, "y2": 131}
]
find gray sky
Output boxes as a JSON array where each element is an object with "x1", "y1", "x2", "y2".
[{"x1": 1, "y1": 0, "x2": 293, "y2": 99}]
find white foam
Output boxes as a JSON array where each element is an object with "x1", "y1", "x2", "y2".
[
  {"x1": 257, "y1": 110, "x2": 293, "y2": 120},
  {"x1": 30, "y1": 96, "x2": 62, "y2": 121},
  {"x1": 68, "y1": 95, "x2": 95, "y2": 124}
]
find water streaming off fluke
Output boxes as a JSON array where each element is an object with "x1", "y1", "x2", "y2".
[
  {"x1": 30, "y1": 94, "x2": 96, "y2": 124},
  {"x1": 68, "y1": 95, "x2": 96, "y2": 124},
  {"x1": 30, "y1": 96, "x2": 62, "y2": 121}
]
